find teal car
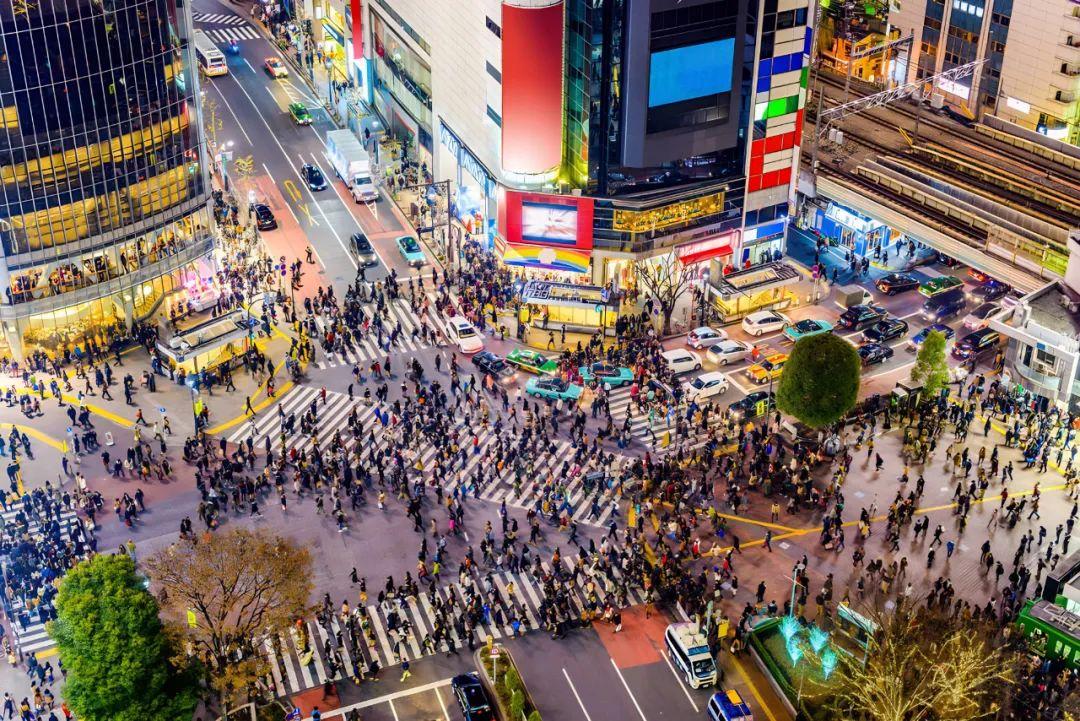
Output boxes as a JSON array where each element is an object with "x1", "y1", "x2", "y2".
[
  {"x1": 396, "y1": 235, "x2": 426, "y2": 267},
  {"x1": 579, "y1": 362, "x2": 633, "y2": 388},
  {"x1": 783, "y1": 318, "x2": 834, "y2": 342},
  {"x1": 526, "y1": 377, "x2": 583, "y2": 401},
  {"x1": 506, "y1": 348, "x2": 558, "y2": 375}
]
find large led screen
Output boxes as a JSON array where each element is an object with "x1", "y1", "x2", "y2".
[
  {"x1": 521, "y1": 202, "x2": 578, "y2": 245},
  {"x1": 647, "y1": 38, "x2": 735, "y2": 108}
]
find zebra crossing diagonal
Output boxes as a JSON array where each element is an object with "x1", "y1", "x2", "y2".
[
  {"x1": 310, "y1": 298, "x2": 441, "y2": 370},
  {"x1": 193, "y1": 12, "x2": 247, "y2": 25},
  {"x1": 224, "y1": 386, "x2": 378, "y2": 455}
]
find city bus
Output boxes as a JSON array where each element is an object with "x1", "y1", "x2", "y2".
[{"x1": 193, "y1": 30, "x2": 227, "y2": 77}]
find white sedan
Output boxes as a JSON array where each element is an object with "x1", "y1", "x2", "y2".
[
  {"x1": 741, "y1": 310, "x2": 791, "y2": 337},
  {"x1": 684, "y1": 371, "x2": 730, "y2": 402},
  {"x1": 686, "y1": 326, "x2": 727, "y2": 349},
  {"x1": 662, "y1": 349, "x2": 702, "y2": 374},
  {"x1": 447, "y1": 316, "x2": 484, "y2": 354}
]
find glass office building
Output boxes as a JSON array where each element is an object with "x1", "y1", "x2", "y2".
[{"x1": 0, "y1": 0, "x2": 213, "y2": 360}]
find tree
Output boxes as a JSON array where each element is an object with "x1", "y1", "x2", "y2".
[
  {"x1": 833, "y1": 603, "x2": 1012, "y2": 721},
  {"x1": 48, "y1": 555, "x2": 197, "y2": 721},
  {"x1": 776, "y1": 333, "x2": 861, "y2": 428},
  {"x1": 145, "y1": 528, "x2": 313, "y2": 709},
  {"x1": 909, "y1": 329, "x2": 951, "y2": 398},
  {"x1": 633, "y1": 253, "x2": 694, "y2": 335}
]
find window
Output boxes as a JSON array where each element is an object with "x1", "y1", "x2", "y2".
[
  {"x1": 485, "y1": 62, "x2": 501, "y2": 83},
  {"x1": 486, "y1": 106, "x2": 502, "y2": 126},
  {"x1": 486, "y1": 16, "x2": 501, "y2": 38}
]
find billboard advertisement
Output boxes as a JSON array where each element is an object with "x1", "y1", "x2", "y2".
[
  {"x1": 499, "y1": 190, "x2": 594, "y2": 251},
  {"x1": 501, "y1": 1, "x2": 564, "y2": 176}
]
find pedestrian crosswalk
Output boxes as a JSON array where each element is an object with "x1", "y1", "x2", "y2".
[
  {"x1": 223, "y1": 383, "x2": 621, "y2": 526},
  {"x1": 2, "y1": 506, "x2": 83, "y2": 656},
  {"x1": 202, "y1": 26, "x2": 261, "y2": 44},
  {"x1": 193, "y1": 12, "x2": 247, "y2": 25},
  {"x1": 260, "y1": 561, "x2": 649, "y2": 697},
  {"x1": 226, "y1": 386, "x2": 376, "y2": 451},
  {"x1": 307, "y1": 298, "x2": 446, "y2": 371}
]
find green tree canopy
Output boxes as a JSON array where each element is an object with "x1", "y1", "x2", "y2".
[
  {"x1": 910, "y1": 329, "x2": 951, "y2": 398},
  {"x1": 776, "y1": 332, "x2": 861, "y2": 428},
  {"x1": 49, "y1": 554, "x2": 198, "y2": 721}
]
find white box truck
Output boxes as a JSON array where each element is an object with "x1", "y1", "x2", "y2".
[{"x1": 326, "y1": 129, "x2": 379, "y2": 204}]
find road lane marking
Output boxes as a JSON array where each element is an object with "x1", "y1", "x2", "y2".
[
  {"x1": 243, "y1": 57, "x2": 255, "y2": 74},
  {"x1": 731, "y1": 653, "x2": 779, "y2": 721},
  {"x1": 261, "y1": 163, "x2": 275, "y2": 183},
  {"x1": 610, "y1": 657, "x2": 649, "y2": 721},
  {"x1": 311, "y1": 677, "x2": 454, "y2": 719},
  {"x1": 435, "y1": 688, "x2": 452, "y2": 721},
  {"x1": 223, "y1": 71, "x2": 358, "y2": 270},
  {"x1": 205, "y1": 81, "x2": 254, "y2": 145},
  {"x1": 388, "y1": 699, "x2": 400, "y2": 721},
  {"x1": 283, "y1": 179, "x2": 301, "y2": 202},
  {"x1": 660, "y1": 651, "x2": 699, "y2": 713},
  {"x1": 563, "y1": 668, "x2": 594, "y2": 721}
]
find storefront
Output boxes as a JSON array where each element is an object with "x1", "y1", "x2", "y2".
[
  {"x1": 517, "y1": 279, "x2": 619, "y2": 332},
  {"x1": 437, "y1": 120, "x2": 496, "y2": 248},
  {"x1": 709, "y1": 260, "x2": 801, "y2": 324},
  {"x1": 810, "y1": 202, "x2": 893, "y2": 258},
  {"x1": 740, "y1": 219, "x2": 787, "y2": 266},
  {"x1": 676, "y1": 231, "x2": 737, "y2": 280}
]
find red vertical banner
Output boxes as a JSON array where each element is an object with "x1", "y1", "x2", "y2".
[
  {"x1": 351, "y1": 0, "x2": 363, "y2": 59},
  {"x1": 501, "y1": 1, "x2": 564, "y2": 176}
]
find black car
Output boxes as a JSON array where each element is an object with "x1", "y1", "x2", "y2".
[
  {"x1": 966, "y1": 280, "x2": 1011, "y2": 303},
  {"x1": 728, "y1": 390, "x2": 775, "y2": 419},
  {"x1": 862, "y1": 317, "x2": 909, "y2": 343},
  {"x1": 875, "y1": 272, "x2": 919, "y2": 295},
  {"x1": 952, "y1": 328, "x2": 1001, "y2": 361},
  {"x1": 351, "y1": 232, "x2": 378, "y2": 267},
  {"x1": 252, "y1": 203, "x2": 277, "y2": 230},
  {"x1": 922, "y1": 288, "x2": 966, "y2": 322},
  {"x1": 838, "y1": 304, "x2": 887, "y2": 331},
  {"x1": 858, "y1": 342, "x2": 894, "y2": 366},
  {"x1": 471, "y1": 351, "x2": 516, "y2": 383},
  {"x1": 300, "y1": 163, "x2": 327, "y2": 191},
  {"x1": 450, "y1": 673, "x2": 495, "y2": 721}
]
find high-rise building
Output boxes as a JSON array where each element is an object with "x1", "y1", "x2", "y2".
[
  {"x1": 0, "y1": 0, "x2": 214, "y2": 360},
  {"x1": 892, "y1": 0, "x2": 1080, "y2": 144},
  {"x1": 336, "y1": 0, "x2": 810, "y2": 325}
]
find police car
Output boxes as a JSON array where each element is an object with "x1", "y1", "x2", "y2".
[{"x1": 707, "y1": 689, "x2": 753, "y2": 721}]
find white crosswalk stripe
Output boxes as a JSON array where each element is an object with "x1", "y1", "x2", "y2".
[
  {"x1": 3, "y1": 506, "x2": 83, "y2": 655},
  {"x1": 205, "y1": 26, "x2": 261, "y2": 44},
  {"x1": 226, "y1": 386, "x2": 379, "y2": 455},
  {"x1": 260, "y1": 564, "x2": 647, "y2": 696},
  {"x1": 308, "y1": 298, "x2": 443, "y2": 370},
  {"x1": 193, "y1": 12, "x2": 248, "y2": 25}
]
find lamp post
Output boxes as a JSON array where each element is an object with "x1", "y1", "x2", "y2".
[{"x1": 789, "y1": 561, "x2": 805, "y2": 618}]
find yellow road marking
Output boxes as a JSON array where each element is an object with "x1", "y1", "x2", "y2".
[
  {"x1": 283, "y1": 179, "x2": 302, "y2": 202},
  {"x1": 0, "y1": 423, "x2": 66, "y2": 453},
  {"x1": 731, "y1": 652, "x2": 780, "y2": 721}
]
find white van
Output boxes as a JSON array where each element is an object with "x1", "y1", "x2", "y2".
[{"x1": 665, "y1": 622, "x2": 718, "y2": 688}]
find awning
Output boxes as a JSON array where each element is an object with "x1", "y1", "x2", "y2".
[
  {"x1": 712, "y1": 261, "x2": 801, "y2": 301},
  {"x1": 519, "y1": 279, "x2": 618, "y2": 310},
  {"x1": 677, "y1": 235, "x2": 734, "y2": 265}
]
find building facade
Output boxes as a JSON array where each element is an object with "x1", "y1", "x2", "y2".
[
  {"x1": 322, "y1": 0, "x2": 809, "y2": 321},
  {"x1": 0, "y1": 0, "x2": 214, "y2": 360},
  {"x1": 891, "y1": 0, "x2": 1080, "y2": 144}
]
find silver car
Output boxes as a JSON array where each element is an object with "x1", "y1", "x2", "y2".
[{"x1": 706, "y1": 339, "x2": 750, "y2": 366}]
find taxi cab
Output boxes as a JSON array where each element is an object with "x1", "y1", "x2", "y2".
[
  {"x1": 745, "y1": 353, "x2": 787, "y2": 385},
  {"x1": 707, "y1": 690, "x2": 753, "y2": 721}
]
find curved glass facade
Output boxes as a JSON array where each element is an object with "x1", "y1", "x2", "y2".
[{"x1": 0, "y1": 0, "x2": 212, "y2": 357}]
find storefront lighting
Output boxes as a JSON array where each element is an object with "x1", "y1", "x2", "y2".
[{"x1": 613, "y1": 191, "x2": 726, "y2": 233}]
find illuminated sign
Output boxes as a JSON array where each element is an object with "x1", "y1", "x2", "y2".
[
  {"x1": 935, "y1": 77, "x2": 970, "y2": 100},
  {"x1": 612, "y1": 192, "x2": 726, "y2": 234},
  {"x1": 522, "y1": 202, "x2": 577, "y2": 245},
  {"x1": 498, "y1": 190, "x2": 594, "y2": 251},
  {"x1": 1006, "y1": 96, "x2": 1031, "y2": 114}
]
